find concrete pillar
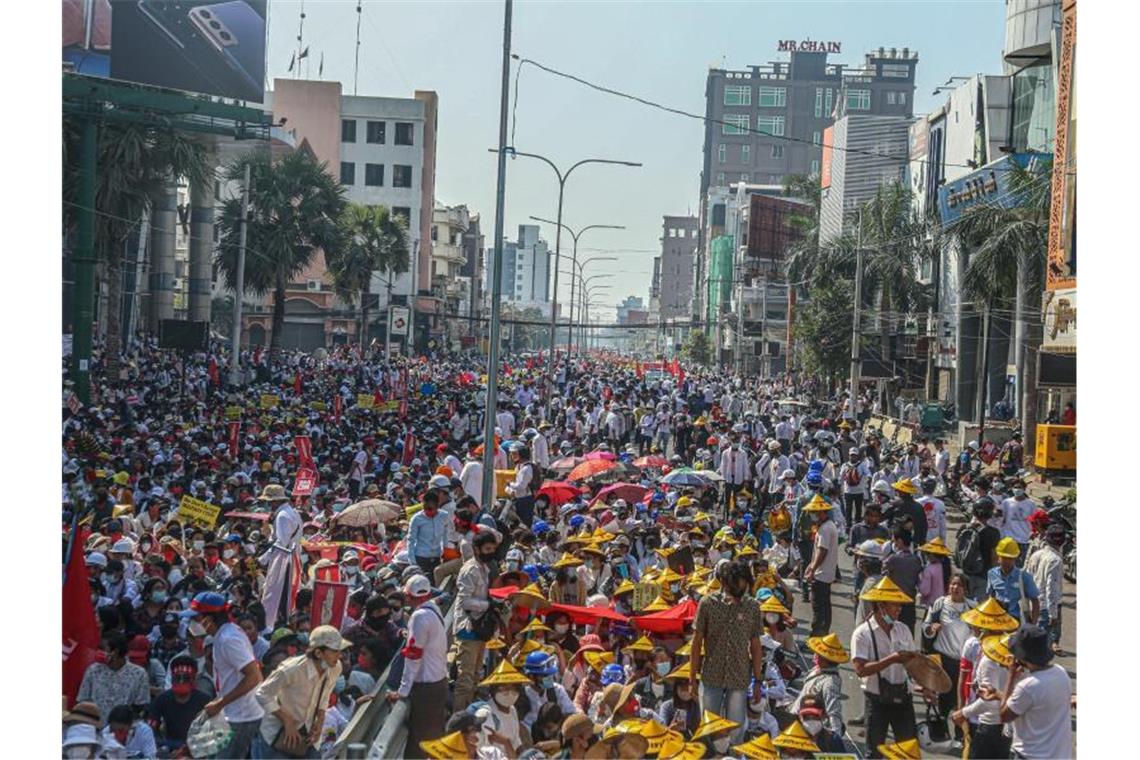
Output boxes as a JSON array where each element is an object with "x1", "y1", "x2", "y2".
[
  {"x1": 188, "y1": 158, "x2": 217, "y2": 323},
  {"x1": 148, "y1": 180, "x2": 178, "y2": 332}
]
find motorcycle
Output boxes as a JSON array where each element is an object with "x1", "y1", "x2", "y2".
[{"x1": 1042, "y1": 495, "x2": 1077, "y2": 582}]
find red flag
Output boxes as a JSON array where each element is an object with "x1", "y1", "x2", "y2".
[
  {"x1": 253, "y1": 346, "x2": 262, "y2": 366},
  {"x1": 294, "y1": 371, "x2": 303, "y2": 395},
  {"x1": 636, "y1": 361, "x2": 644, "y2": 379},
  {"x1": 399, "y1": 396, "x2": 409, "y2": 420},
  {"x1": 333, "y1": 394, "x2": 342, "y2": 424},
  {"x1": 293, "y1": 468, "x2": 317, "y2": 497},
  {"x1": 402, "y1": 431, "x2": 416, "y2": 466},
  {"x1": 373, "y1": 388, "x2": 384, "y2": 407},
  {"x1": 62, "y1": 530, "x2": 100, "y2": 708},
  {"x1": 504, "y1": 363, "x2": 513, "y2": 375},
  {"x1": 294, "y1": 436, "x2": 315, "y2": 471},
  {"x1": 227, "y1": 421, "x2": 241, "y2": 459},
  {"x1": 208, "y1": 358, "x2": 220, "y2": 386},
  {"x1": 311, "y1": 580, "x2": 350, "y2": 629}
]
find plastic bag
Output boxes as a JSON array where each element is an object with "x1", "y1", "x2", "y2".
[{"x1": 186, "y1": 710, "x2": 234, "y2": 759}]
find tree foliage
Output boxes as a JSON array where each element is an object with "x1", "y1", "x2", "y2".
[
  {"x1": 682, "y1": 329, "x2": 712, "y2": 366},
  {"x1": 326, "y1": 203, "x2": 410, "y2": 344},
  {"x1": 793, "y1": 279, "x2": 857, "y2": 382}
]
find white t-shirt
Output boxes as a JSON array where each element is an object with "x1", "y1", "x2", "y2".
[
  {"x1": 1007, "y1": 664, "x2": 1073, "y2": 759},
  {"x1": 212, "y1": 622, "x2": 265, "y2": 723},
  {"x1": 851, "y1": 618, "x2": 916, "y2": 696},
  {"x1": 1000, "y1": 498, "x2": 1036, "y2": 543},
  {"x1": 813, "y1": 519, "x2": 840, "y2": 583}
]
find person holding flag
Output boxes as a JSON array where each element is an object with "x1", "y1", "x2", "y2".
[{"x1": 259, "y1": 484, "x2": 303, "y2": 632}]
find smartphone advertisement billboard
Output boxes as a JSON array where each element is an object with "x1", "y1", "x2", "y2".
[{"x1": 63, "y1": 0, "x2": 267, "y2": 103}]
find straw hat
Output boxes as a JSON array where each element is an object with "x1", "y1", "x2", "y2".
[
  {"x1": 479, "y1": 660, "x2": 531, "y2": 686},
  {"x1": 760, "y1": 596, "x2": 791, "y2": 616},
  {"x1": 981, "y1": 633, "x2": 1014, "y2": 667},
  {"x1": 256, "y1": 483, "x2": 289, "y2": 502},
  {"x1": 859, "y1": 576, "x2": 915, "y2": 603},
  {"x1": 566, "y1": 530, "x2": 594, "y2": 546},
  {"x1": 736, "y1": 544, "x2": 759, "y2": 559},
  {"x1": 642, "y1": 594, "x2": 671, "y2": 612},
  {"x1": 584, "y1": 727, "x2": 649, "y2": 760},
  {"x1": 692, "y1": 510, "x2": 712, "y2": 522},
  {"x1": 622, "y1": 635, "x2": 655, "y2": 654},
  {"x1": 806, "y1": 632, "x2": 850, "y2": 664},
  {"x1": 691, "y1": 710, "x2": 739, "y2": 741},
  {"x1": 995, "y1": 537, "x2": 1021, "y2": 559},
  {"x1": 960, "y1": 598, "x2": 1020, "y2": 633},
  {"x1": 659, "y1": 732, "x2": 707, "y2": 760},
  {"x1": 673, "y1": 639, "x2": 692, "y2": 658},
  {"x1": 484, "y1": 637, "x2": 507, "y2": 651},
  {"x1": 519, "y1": 618, "x2": 553, "y2": 636},
  {"x1": 878, "y1": 737, "x2": 922, "y2": 759},
  {"x1": 580, "y1": 544, "x2": 606, "y2": 559},
  {"x1": 552, "y1": 552, "x2": 584, "y2": 569},
  {"x1": 653, "y1": 547, "x2": 676, "y2": 560},
  {"x1": 618, "y1": 718, "x2": 671, "y2": 754},
  {"x1": 510, "y1": 583, "x2": 550, "y2": 606},
  {"x1": 420, "y1": 730, "x2": 468, "y2": 760},
  {"x1": 62, "y1": 702, "x2": 102, "y2": 728},
  {"x1": 592, "y1": 526, "x2": 616, "y2": 542},
  {"x1": 731, "y1": 733, "x2": 778, "y2": 760},
  {"x1": 664, "y1": 661, "x2": 697, "y2": 681},
  {"x1": 642, "y1": 568, "x2": 661, "y2": 584},
  {"x1": 657, "y1": 567, "x2": 685, "y2": 585},
  {"x1": 892, "y1": 478, "x2": 919, "y2": 495},
  {"x1": 772, "y1": 720, "x2": 821, "y2": 753},
  {"x1": 584, "y1": 650, "x2": 616, "y2": 673},
  {"x1": 613, "y1": 579, "x2": 637, "y2": 596},
  {"x1": 801, "y1": 494, "x2": 832, "y2": 512},
  {"x1": 561, "y1": 714, "x2": 599, "y2": 743},
  {"x1": 917, "y1": 536, "x2": 952, "y2": 556}
]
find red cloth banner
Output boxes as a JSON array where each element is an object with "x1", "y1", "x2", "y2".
[
  {"x1": 294, "y1": 436, "x2": 315, "y2": 471},
  {"x1": 62, "y1": 530, "x2": 100, "y2": 708},
  {"x1": 294, "y1": 371, "x2": 303, "y2": 395},
  {"x1": 333, "y1": 395, "x2": 342, "y2": 424},
  {"x1": 208, "y1": 358, "x2": 220, "y2": 386},
  {"x1": 311, "y1": 579, "x2": 350, "y2": 630},
  {"x1": 293, "y1": 468, "x2": 317, "y2": 497},
  {"x1": 227, "y1": 421, "x2": 241, "y2": 459}
]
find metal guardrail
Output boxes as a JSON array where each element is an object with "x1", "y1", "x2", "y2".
[{"x1": 332, "y1": 578, "x2": 458, "y2": 759}]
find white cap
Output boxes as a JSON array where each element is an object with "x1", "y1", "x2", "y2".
[
  {"x1": 85, "y1": 552, "x2": 108, "y2": 568},
  {"x1": 111, "y1": 538, "x2": 135, "y2": 555},
  {"x1": 781, "y1": 469, "x2": 796, "y2": 479},
  {"x1": 341, "y1": 550, "x2": 360, "y2": 563},
  {"x1": 403, "y1": 574, "x2": 433, "y2": 598},
  {"x1": 308, "y1": 624, "x2": 352, "y2": 651}
]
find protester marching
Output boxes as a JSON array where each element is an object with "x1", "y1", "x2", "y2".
[{"x1": 61, "y1": 339, "x2": 1075, "y2": 759}]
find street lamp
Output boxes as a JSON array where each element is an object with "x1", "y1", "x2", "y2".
[
  {"x1": 576, "y1": 255, "x2": 617, "y2": 352},
  {"x1": 488, "y1": 146, "x2": 641, "y2": 412},
  {"x1": 530, "y1": 215, "x2": 624, "y2": 356}
]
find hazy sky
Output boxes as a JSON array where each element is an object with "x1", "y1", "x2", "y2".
[{"x1": 267, "y1": 0, "x2": 1006, "y2": 313}]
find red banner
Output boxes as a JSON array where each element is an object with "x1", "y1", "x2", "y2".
[
  {"x1": 399, "y1": 397, "x2": 409, "y2": 420},
  {"x1": 294, "y1": 436, "x2": 315, "y2": 471},
  {"x1": 227, "y1": 421, "x2": 241, "y2": 459},
  {"x1": 293, "y1": 468, "x2": 317, "y2": 497},
  {"x1": 62, "y1": 530, "x2": 100, "y2": 708},
  {"x1": 333, "y1": 395, "x2": 342, "y2": 424},
  {"x1": 402, "y1": 431, "x2": 416, "y2": 466},
  {"x1": 294, "y1": 371, "x2": 303, "y2": 395},
  {"x1": 208, "y1": 358, "x2": 220, "y2": 386},
  {"x1": 311, "y1": 579, "x2": 350, "y2": 630}
]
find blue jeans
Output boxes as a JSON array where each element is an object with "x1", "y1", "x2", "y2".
[
  {"x1": 251, "y1": 731, "x2": 319, "y2": 759},
  {"x1": 699, "y1": 683, "x2": 748, "y2": 743}
]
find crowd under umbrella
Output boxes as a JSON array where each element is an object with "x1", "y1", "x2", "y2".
[
  {"x1": 659, "y1": 467, "x2": 717, "y2": 488},
  {"x1": 331, "y1": 499, "x2": 401, "y2": 542},
  {"x1": 583, "y1": 449, "x2": 617, "y2": 462},
  {"x1": 549, "y1": 455, "x2": 585, "y2": 474},
  {"x1": 632, "y1": 454, "x2": 667, "y2": 469},
  {"x1": 536, "y1": 480, "x2": 585, "y2": 506},
  {"x1": 590, "y1": 481, "x2": 650, "y2": 507},
  {"x1": 566, "y1": 458, "x2": 620, "y2": 483}
]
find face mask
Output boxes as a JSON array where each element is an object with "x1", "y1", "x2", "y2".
[
  {"x1": 151, "y1": 590, "x2": 168, "y2": 604},
  {"x1": 66, "y1": 746, "x2": 96, "y2": 759},
  {"x1": 712, "y1": 736, "x2": 732, "y2": 753},
  {"x1": 655, "y1": 662, "x2": 671, "y2": 677},
  {"x1": 621, "y1": 698, "x2": 639, "y2": 715},
  {"x1": 335, "y1": 675, "x2": 345, "y2": 693},
  {"x1": 192, "y1": 540, "x2": 205, "y2": 552},
  {"x1": 479, "y1": 553, "x2": 496, "y2": 564},
  {"x1": 102, "y1": 573, "x2": 120, "y2": 586},
  {"x1": 881, "y1": 613, "x2": 896, "y2": 625},
  {"x1": 223, "y1": 549, "x2": 236, "y2": 560},
  {"x1": 171, "y1": 683, "x2": 194, "y2": 697},
  {"x1": 112, "y1": 728, "x2": 130, "y2": 745},
  {"x1": 541, "y1": 676, "x2": 555, "y2": 690},
  {"x1": 802, "y1": 719, "x2": 823, "y2": 735},
  {"x1": 494, "y1": 690, "x2": 519, "y2": 708}
]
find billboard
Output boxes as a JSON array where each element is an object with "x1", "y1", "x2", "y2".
[
  {"x1": 820, "y1": 126, "x2": 834, "y2": 189},
  {"x1": 746, "y1": 194, "x2": 811, "y2": 260},
  {"x1": 63, "y1": 0, "x2": 267, "y2": 103},
  {"x1": 936, "y1": 153, "x2": 1048, "y2": 226},
  {"x1": 1041, "y1": 288, "x2": 1076, "y2": 354}
]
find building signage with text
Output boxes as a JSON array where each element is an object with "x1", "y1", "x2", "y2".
[
  {"x1": 778, "y1": 40, "x2": 842, "y2": 53},
  {"x1": 936, "y1": 153, "x2": 1048, "y2": 225},
  {"x1": 1041, "y1": 288, "x2": 1076, "y2": 354}
]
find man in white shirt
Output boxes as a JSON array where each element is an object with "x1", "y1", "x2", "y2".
[
  {"x1": 1000, "y1": 487, "x2": 1036, "y2": 564},
  {"x1": 718, "y1": 440, "x2": 751, "y2": 508},
  {"x1": 803, "y1": 497, "x2": 839, "y2": 636},
  {"x1": 495, "y1": 408, "x2": 516, "y2": 439},
  {"x1": 933, "y1": 439, "x2": 950, "y2": 481},
  {"x1": 386, "y1": 575, "x2": 448, "y2": 759},
  {"x1": 532, "y1": 423, "x2": 552, "y2": 469},
  {"x1": 916, "y1": 477, "x2": 947, "y2": 544},
  {"x1": 850, "y1": 580, "x2": 919, "y2": 758}
]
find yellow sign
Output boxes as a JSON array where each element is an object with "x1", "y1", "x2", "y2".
[
  {"x1": 225, "y1": 406, "x2": 243, "y2": 420},
  {"x1": 356, "y1": 394, "x2": 375, "y2": 409},
  {"x1": 259, "y1": 394, "x2": 279, "y2": 409},
  {"x1": 309, "y1": 401, "x2": 328, "y2": 412},
  {"x1": 380, "y1": 400, "x2": 399, "y2": 412},
  {"x1": 632, "y1": 582, "x2": 660, "y2": 612},
  {"x1": 259, "y1": 415, "x2": 275, "y2": 428},
  {"x1": 176, "y1": 495, "x2": 221, "y2": 528}
]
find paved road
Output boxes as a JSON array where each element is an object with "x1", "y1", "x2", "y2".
[{"x1": 784, "y1": 508, "x2": 1077, "y2": 758}]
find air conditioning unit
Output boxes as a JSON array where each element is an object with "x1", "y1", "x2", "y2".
[{"x1": 307, "y1": 280, "x2": 320, "y2": 291}]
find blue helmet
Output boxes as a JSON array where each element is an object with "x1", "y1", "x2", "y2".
[
  {"x1": 808, "y1": 459, "x2": 826, "y2": 473},
  {"x1": 532, "y1": 520, "x2": 551, "y2": 536},
  {"x1": 601, "y1": 663, "x2": 626, "y2": 685},
  {"x1": 569, "y1": 514, "x2": 585, "y2": 529},
  {"x1": 523, "y1": 651, "x2": 558, "y2": 677},
  {"x1": 559, "y1": 503, "x2": 578, "y2": 518},
  {"x1": 522, "y1": 564, "x2": 541, "y2": 583}
]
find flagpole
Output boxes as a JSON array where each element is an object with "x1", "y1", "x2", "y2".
[
  {"x1": 354, "y1": 1, "x2": 363, "y2": 95},
  {"x1": 295, "y1": 0, "x2": 306, "y2": 80}
]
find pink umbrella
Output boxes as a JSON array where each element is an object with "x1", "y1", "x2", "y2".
[
  {"x1": 584, "y1": 450, "x2": 617, "y2": 462},
  {"x1": 591, "y1": 482, "x2": 650, "y2": 507}
]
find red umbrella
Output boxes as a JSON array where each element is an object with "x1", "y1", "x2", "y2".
[
  {"x1": 633, "y1": 454, "x2": 668, "y2": 469},
  {"x1": 536, "y1": 480, "x2": 584, "y2": 506},
  {"x1": 567, "y1": 459, "x2": 619, "y2": 483},
  {"x1": 591, "y1": 482, "x2": 650, "y2": 506},
  {"x1": 584, "y1": 450, "x2": 617, "y2": 462},
  {"x1": 632, "y1": 598, "x2": 698, "y2": 635},
  {"x1": 549, "y1": 456, "x2": 584, "y2": 473}
]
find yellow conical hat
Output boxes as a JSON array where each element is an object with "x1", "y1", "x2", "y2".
[
  {"x1": 691, "y1": 710, "x2": 739, "y2": 741},
  {"x1": 859, "y1": 576, "x2": 914, "y2": 603},
  {"x1": 731, "y1": 733, "x2": 778, "y2": 760},
  {"x1": 960, "y1": 597, "x2": 1020, "y2": 632},
  {"x1": 878, "y1": 737, "x2": 922, "y2": 759},
  {"x1": 479, "y1": 659, "x2": 531, "y2": 686},
  {"x1": 772, "y1": 720, "x2": 821, "y2": 753}
]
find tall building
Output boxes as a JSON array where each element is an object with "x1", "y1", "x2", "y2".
[
  {"x1": 431, "y1": 204, "x2": 473, "y2": 349},
  {"x1": 658, "y1": 215, "x2": 699, "y2": 319},
  {"x1": 460, "y1": 213, "x2": 486, "y2": 343},
  {"x1": 247, "y1": 79, "x2": 438, "y2": 351},
  {"x1": 818, "y1": 114, "x2": 912, "y2": 241},
  {"x1": 487, "y1": 224, "x2": 551, "y2": 314}
]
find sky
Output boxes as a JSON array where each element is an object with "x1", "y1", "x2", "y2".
[{"x1": 266, "y1": 0, "x2": 1007, "y2": 315}]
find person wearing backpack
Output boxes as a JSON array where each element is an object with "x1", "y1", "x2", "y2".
[
  {"x1": 453, "y1": 530, "x2": 502, "y2": 711},
  {"x1": 839, "y1": 447, "x2": 870, "y2": 534},
  {"x1": 955, "y1": 498, "x2": 1001, "y2": 600},
  {"x1": 505, "y1": 444, "x2": 538, "y2": 526}
]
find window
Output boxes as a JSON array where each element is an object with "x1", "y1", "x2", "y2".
[
  {"x1": 846, "y1": 89, "x2": 872, "y2": 110},
  {"x1": 1011, "y1": 62, "x2": 1055, "y2": 152},
  {"x1": 756, "y1": 115, "x2": 785, "y2": 136},
  {"x1": 771, "y1": 144, "x2": 784, "y2": 158},
  {"x1": 758, "y1": 86, "x2": 786, "y2": 107},
  {"x1": 723, "y1": 85, "x2": 751, "y2": 106},
  {"x1": 824, "y1": 88, "x2": 833, "y2": 116},
  {"x1": 887, "y1": 91, "x2": 897, "y2": 105},
  {"x1": 339, "y1": 161, "x2": 355, "y2": 185},
  {"x1": 716, "y1": 172, "x2": 725, "y2": 185},
  {"x1": 811, "y1": 159, "x2": 820, "y2": 175},
  {"x1": 365, "y1": 163, "x2": 384, "y2": 187},
  {"x1": 741, "y1": 144, "x2": 750, "y2": 164},
  {"x1": 812, "y1": 131, "x2": 821, "y2": 146},
  {"x1": 393, "y1": 164, "x2": 413, "y2": 188},
  {"x1": 898, "y1": 91, "x2": 907, "y2": 105},
  {"x1": 341, "y1": 119, "x2": 357, "y2": 143},
  {"x1": 392, "y1": 206, "x2": 411, "y2": 226},
  {"x1": 395, "y1": 122, "x2": 414, "y2": 146},
  {"x1": 815, "y1": 88, "x2": 823, "y2": 118},
  {"x1": 881, "y1": 63, "x2": 911, "y2": 78},
  {"x1": 722, "y1": 114, "x2": 749, "y2": 135},
  {"x1": 366, "y1": 121, "x2": 386, "y2": 144},
  {"x1": 717, "y1": 144, "x2": 727, "y2": 164}
]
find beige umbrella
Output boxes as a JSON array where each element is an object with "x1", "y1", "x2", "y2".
[{"x1": 334, "y1": 499, "x2": 401, "y2": 527}]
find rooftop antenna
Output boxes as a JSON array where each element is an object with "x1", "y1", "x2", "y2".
[
  {"x1": 354, "y1": 1, "x2": 363, "y2": 94},
  {"x1": 295, "y1": 1, "x2": 306, "y2": 80}
]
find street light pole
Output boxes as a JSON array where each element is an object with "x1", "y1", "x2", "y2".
[
  {"x1": 529, "y1": 216, "x2": 624, "y2": 357},
  {"x1": 576, "y1": 255, "x2": 617, "y2": 356},
  {"x1": 229, "y1": 162, "x2": 251, "y2": 386},
  {"x1": 488, "y1": 148, "x2": 640, "y2": 414}
]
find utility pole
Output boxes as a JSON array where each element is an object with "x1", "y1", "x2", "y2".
[
  {"x1": 760, "y1": 274, "x2": 768, "y2": 379},
  {"x1": 71, "y1": 117, "x2": 97, "y2": 405},
  {"x1": 481, "y1": 0, "x2": 512, "y2": 511},
  {"x1": 229, "y1": 162, "x2": 250, "y2": 386},
  {"x1": 848, "y1": 210, "x2": 864, "y2": 415}
]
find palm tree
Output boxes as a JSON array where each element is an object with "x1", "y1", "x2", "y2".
[
  {"x1": 63, "y1": 120, "x2": 210, "y2": 373},
  {"x1": 326, "y1": 203, "x2": 410, "y2": 346},
  {"x1": 949, "y1": 158, "x2": 1051, "y2": 444},
  {"x1": 215, "y1": 148, "x2": 347, "y2": 355}
]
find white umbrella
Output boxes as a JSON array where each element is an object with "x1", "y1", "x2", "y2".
[{"x1": 334, "y1": 499, "x2": 400, "y2": 527}]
